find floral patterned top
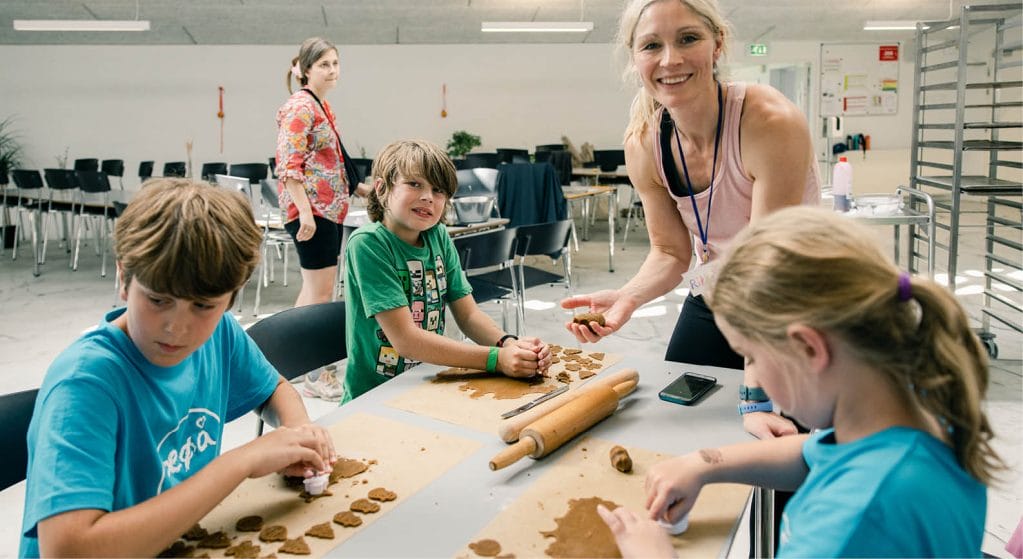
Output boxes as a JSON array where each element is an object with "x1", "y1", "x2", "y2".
[{"x1": 274, "y1": 89, "x2": 350, "y2": 224}]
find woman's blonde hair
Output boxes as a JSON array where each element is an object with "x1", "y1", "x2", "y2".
[
  {"x1": 286, "y1": 37, "x2": 338, "y2": 94},
  {"x1": 367, "y1": 139, "x2": 458, "y2": 223},
  {"x1": 615, "y1": 0, "x2": 732, "y2": 141},
  {"x1": 707, "y1": 207, "x2": 1003, "y2": 484},
  {"x1": 114, "y1": 179, "x2": 262, "y2": 304}
]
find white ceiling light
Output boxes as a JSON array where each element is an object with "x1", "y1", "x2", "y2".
[
  {"x1": 482, "y1": 0, "x2": 592, "y2": 33},
  {"x1": 863, "y1": 20, "x2": 929, "y2": 31},
  {"x1": 13, "y1": 19, "x2": 150, "y2": 31},
  {"x1": 481, "y1": 21, "x2": 593, "y2": 33},
  {"x1": 14, "y1": 0, "x2": 149, "y2": 32}
]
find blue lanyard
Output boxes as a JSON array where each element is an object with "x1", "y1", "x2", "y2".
[{"x1": 672, "y1": 81, "x2": 723, "y2": 262}]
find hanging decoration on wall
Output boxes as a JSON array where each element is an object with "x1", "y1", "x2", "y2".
[
  {"x1": 217, "y1": 86, "x2": 225, "y2": 154},
  {"x1": 441, "y1": 83, "x2": 448, "y2": 118}
]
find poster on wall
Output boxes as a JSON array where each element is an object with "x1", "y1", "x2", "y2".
[{"x1": 819, "y1": 43, "x2": 900, "y2": 116}]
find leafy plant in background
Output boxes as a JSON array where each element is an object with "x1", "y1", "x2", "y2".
[
  {"x1": 55, "y1": 146, "x2": 69, "y2": 169},
  {"x1": 0, "y1": 117, "x2": 25, "y2": 175},
  {"x1": 446, "y1": 130, "x2": 481, "y2": 159}
]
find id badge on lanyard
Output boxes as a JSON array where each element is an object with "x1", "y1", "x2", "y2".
[{"x1": 681, "y1": 254, "x2": 720, "y2": 297}]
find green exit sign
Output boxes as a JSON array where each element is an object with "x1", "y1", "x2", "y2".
[{"x1": 748, "y1": 43, "x2": 768, "y2": 56}]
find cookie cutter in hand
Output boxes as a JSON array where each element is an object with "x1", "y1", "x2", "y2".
[
  {"x1": 658, "y1": 513, "x2": 689, "y2": 535},
  {"x1": 303, "y1": 472, "x2": 330, "y2": 495}
]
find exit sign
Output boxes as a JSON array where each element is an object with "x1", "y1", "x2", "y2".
[{"x1": 748, "y1": 43, "x2": 768, "y2": 56}]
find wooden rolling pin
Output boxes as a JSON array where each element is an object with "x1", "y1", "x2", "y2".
[
  {"x1": 489, "y1": 380, "x2": 636, "y2": 471},
  {"x1": 498, "y1": 368, "x2": 639, "y2": 443}
]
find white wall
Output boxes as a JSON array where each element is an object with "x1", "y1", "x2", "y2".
[
  {"x1": 729, "y1": 41, "x2": 920, "y2": 154},
  {"x1": 0, "y1": 44, "x2": 635, "y2": 177},
  {"x1": 1, "y1": 40, "x2": 929, "y2": 179}
]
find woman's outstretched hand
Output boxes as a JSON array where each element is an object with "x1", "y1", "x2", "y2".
[{"x1": 561, "y1": 290, "x2": 631, "y2": 343}]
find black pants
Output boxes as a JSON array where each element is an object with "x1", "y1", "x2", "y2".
[{"x1": 664, "y1": 294, "x2": 744, "y2": 369}]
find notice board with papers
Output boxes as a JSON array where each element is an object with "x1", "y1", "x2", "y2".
[{"x1": 819, "y1": 42, "x2": 901, "y2": 117}]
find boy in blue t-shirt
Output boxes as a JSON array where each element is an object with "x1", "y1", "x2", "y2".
[
  {"x1": 20, "y1": 179, "x2": 336, "y2": 557},
  {"x1": 343, "y1": 139, "x2": 552, "y2": 401}
]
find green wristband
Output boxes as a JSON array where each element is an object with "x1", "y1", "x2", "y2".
[{"x1": 486, "y1": 346, "x2": 499, "y2": 373}]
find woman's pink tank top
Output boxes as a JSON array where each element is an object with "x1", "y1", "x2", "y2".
[{"x1": 652, "y1": 82, "x2": 821, "y2": 261}]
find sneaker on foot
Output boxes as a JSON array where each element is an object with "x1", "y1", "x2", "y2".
[{"x1": 303, "y1": 368, "x2": 344, "y2": 402}]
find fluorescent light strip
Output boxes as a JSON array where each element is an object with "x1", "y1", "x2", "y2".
[
  {"x1": 482, "y1": 21, "x2": 593, "y2": 33},
  {"x1": 863, "y1": 20, "x2": 928, "y2": 31},
  {"x1": 13, "y1": 19, "x2": 150, "y2": 32}
]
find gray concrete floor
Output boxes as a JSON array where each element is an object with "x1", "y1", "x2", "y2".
[{"x1": 0, "y1": 201, "x2": 1019, "y2": 556}]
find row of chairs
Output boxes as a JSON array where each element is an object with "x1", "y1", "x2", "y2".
[
  {"x1": 67, "y1": 159, "x2": 277, "y2": 188},
  {"x1": 84, "y1": 157, "x2": 376, "y2": 186},
  {"x1": 457, "y1": 147, "x2": 623, "y2": 172},
  {"x1": 4, "y1": 169, "x2": 117, "y2": 276},
  {"x1": 452, "y1": 219, "x2": 574, "y2": 336}
]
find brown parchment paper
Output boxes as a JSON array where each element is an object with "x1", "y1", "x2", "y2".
[
  {"x1": 457, "y1": 437, "x2": 750, "y2": 558},
  {"x1": 386, "y1": 349, "x2": 621, "y2": 435},
  {"x1": 190, "y1": 412, "x2": 480, "y2": 558}
]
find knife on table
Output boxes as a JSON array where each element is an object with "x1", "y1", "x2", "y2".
[{"x1": 500, "y1": 384, "x2": 569, "y2": 419}]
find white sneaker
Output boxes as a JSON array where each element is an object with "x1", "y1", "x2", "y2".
[{"x1": 303, "y1": 367, "x2": 344, "y2": 402}]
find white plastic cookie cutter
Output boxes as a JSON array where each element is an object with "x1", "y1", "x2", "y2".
[
  {"x1": 303, "y1": 472, "x2": 330, "y2": 496},
  {"x1": 658, "y1": 513, "x2": 690, "y2": 535}
]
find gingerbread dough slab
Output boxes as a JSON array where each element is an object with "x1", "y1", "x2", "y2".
[
  {"x1": 455, "y1": 437, "x2": 750, "y2": 558},
  {"x1": 193, "y1": 413, "x2": 479, "y2": 558},
  {"x1": 386, "y1": 350, "x2": 621, "y2": 434}
]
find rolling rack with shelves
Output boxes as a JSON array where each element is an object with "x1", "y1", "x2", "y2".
[{"x1": 909, "y1": 3, "x2": 1022, "y2": 357}]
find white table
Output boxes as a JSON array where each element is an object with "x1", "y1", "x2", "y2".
[
  {"x1": 303, "y1": 356, "x2": 752, "y2": 557},
  {"x1": 563, "y1": 185, "x2": 617, "y2": 272}
]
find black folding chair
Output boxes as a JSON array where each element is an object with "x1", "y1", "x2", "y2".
[
  {"x1": 246, "y1": 301, "x2": 347, "y2": 435},
  {"x1": 72, "y1": 170, "x2": 113, "y2": 275},
  {"x1": 100, "y1": 159, "x2": 125, "y2": 189},
  {"x1": 229, "y1": 163, "x2": 269, "y2": 185},
  {"x1": 162, "y1": 161, "x2": 186, "y2": 178},
  {"x1": 0, "y1": 389, "x2": 39, "y2": 491},
  {"x1": 138, "y1": 161, "x2": 154, "y2": 183},
  {"x1": 452, "y1": 227, "x2": 521, "y2": 335},
  {"x1": 200, "y1": 162, "x2": 228, "y2": 182}
]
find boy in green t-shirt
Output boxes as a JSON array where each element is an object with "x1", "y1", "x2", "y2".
[{"x1": 343, "y1": 139, "x2": 551, "y2": 401}]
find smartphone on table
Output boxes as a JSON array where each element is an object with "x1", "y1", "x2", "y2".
[{"x1": 658, "y1": 372, "x2": 717, "y2": 405}]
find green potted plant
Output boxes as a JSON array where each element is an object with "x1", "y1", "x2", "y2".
[
  {"x1": 446, "y1": 130, "x2": 481, "y2": 159},
  {"x1": 0, "y1": 117, "x2": 24, "y2": 248},
  {"x1": 0, "y1": 117, "x2": 24, "y2": 176}
]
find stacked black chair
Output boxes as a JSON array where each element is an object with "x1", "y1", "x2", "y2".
[
  {"x1": 452, "y1": 227, "x2": 521, "y2": 335},
  {"x1": 200, "y1": 162, "x2": 228, "y2": 182},
  {"x1": 464, "y1": 153, "x2": 499, "y2": 170},
  {"x1": 535, "y1": 143, "x2": 566, "y2": 153},
  {"x1": 41, "y1": 169, "x2": 80, "y2": 264},
  {"x1": 10, "y1": 170, "x2": 46, "y2": 271},
  {"x1": 73, "y1": 158, "x2": 99, "y2": 172},
  {"x1": 138, "y1": 161, "x2": 154, "y2": 183},
  {"x1": 496, "y1": 148, "x2": 529, "y2": 165},
  {"x1": 72, "y1": 170, "x2": 113, "y2": 275},
  {"x1": 162, "y1": 161, "x2": 186, "y2": 178},
  {"x1": 0, "y1": 389, "x2": 39, "y2": 491},
  {"x1": 100, "y1": 159, "x2": 125, "y2": 189},
  {"x1": 229, "y1": 163, "x2": 269, "y2": 184},
  {"x1": 592, "y1": 149, "x2": 626, "y2": 172},
  {"x1": 246, "y1": 301, "x2": 347, "y2": 435}
]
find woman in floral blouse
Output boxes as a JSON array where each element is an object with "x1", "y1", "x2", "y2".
[
  {"x1": 275, "y1": 36, "x2": 369, "y2": 308},
  {"x1": 275, "y1": 37, "x2": 369, "y2": 401}
]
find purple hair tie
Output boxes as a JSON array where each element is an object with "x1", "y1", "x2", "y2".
[{"x1": 897, "y1": 273, "x2": 913, "y2": 302}]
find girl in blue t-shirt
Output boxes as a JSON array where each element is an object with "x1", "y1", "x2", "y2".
[{"x1": 598, "y1": 206, "x2": 1004, "y2": 558}]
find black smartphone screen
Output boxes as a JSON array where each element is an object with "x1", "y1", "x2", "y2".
[{"x1": 658, "y1": 373, "x2": 717, "y2": 405}]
